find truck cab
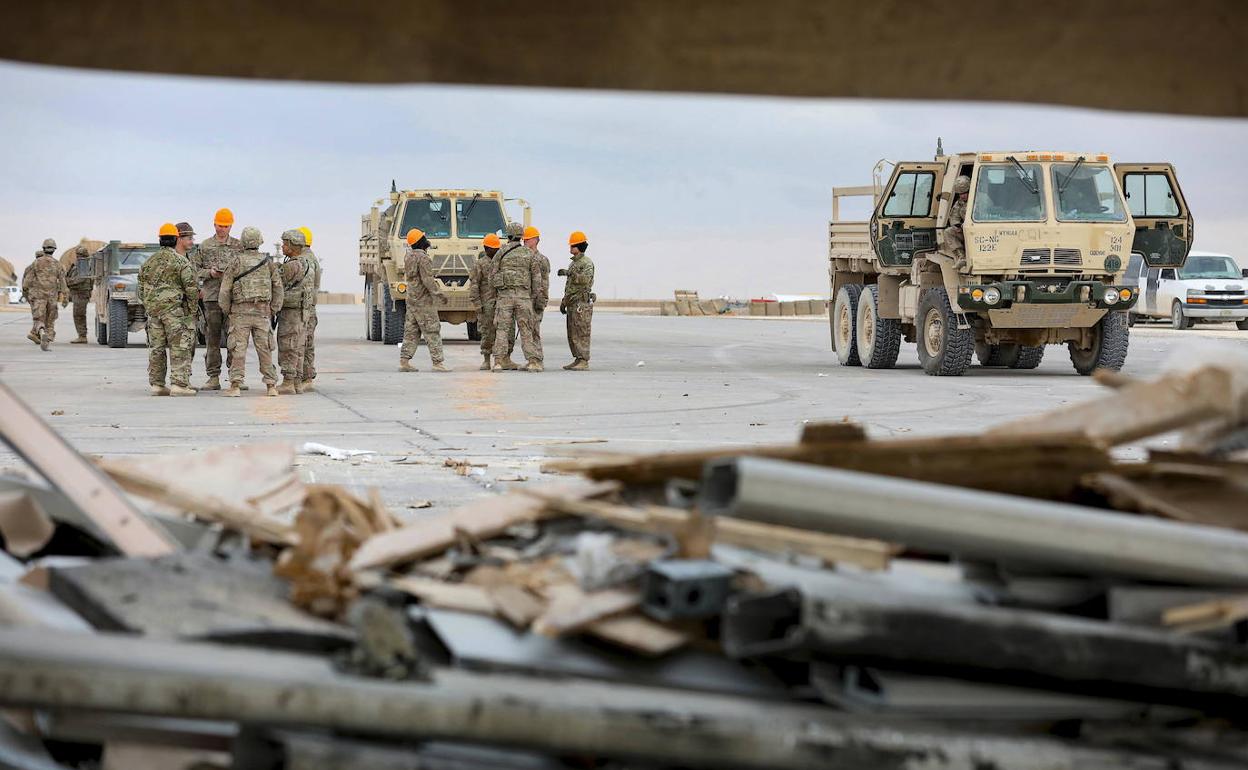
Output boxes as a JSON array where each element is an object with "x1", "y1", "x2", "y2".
[
  {"x1": 1128, "y1": 251, "x2": 1248, "y2": 330},
  {"x1": 359, "y1": 188, "x2": 530, "y2": 344},
  {"x1": 90, "y1": 241, "x2": 158, "y2": 348},
  {"x1": 830, "y1": 151, "x2": 1193, "y2": 375}
]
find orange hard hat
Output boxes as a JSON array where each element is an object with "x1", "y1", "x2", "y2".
[
  {"x1": 522, "y1": 226, "x2": 540, "y2": 240},
  {"x1": 158, "y1": 222, "x2": 179, "y2": 237},
  {"x1": 482, "y1": 233, "x2": 502, "y2": 248},
  {"x1": 405, "y1": 228, "x2": 425, "y2": 246},
  {"x1": 568, "y1": 230, "x2": 588, "y2": 245},
  {"x1": 213, "y1": 208, "x2": 234, "y2": 226}
]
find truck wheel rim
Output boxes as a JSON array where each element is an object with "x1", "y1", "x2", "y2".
[
  {"x1": 861, "y1": 306, "x2": 875, "y2": 349},
  {"x1": 924, "y1": 308, "x2": 944, "y2": 357},
  {"x1": 838, "y1": 303, "x2": 852, "y2": 347}
]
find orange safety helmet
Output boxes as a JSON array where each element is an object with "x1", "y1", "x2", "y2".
[
  {"x1": 158, "y1": 222, "x2": 179, "y2": 237},
  {"x1": 568, "y1": 230, "x2": 588, "y2": 245},
  {"x1": 522, "y1": 226, "x2": 540, "y2": 240},
  {"x1": 482, "y1": 233, "x2": 502, "y2": 248},
  {"x1": 405, "y1": 228, "x2": 425, "y2": 246},
  {"x1": 213, "y1": 208, "x2": 235, "y2": 227}
]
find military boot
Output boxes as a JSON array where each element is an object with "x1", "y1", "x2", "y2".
[
  {"x1": 202, "y1": 376, "x2": 221, "y2": 391},
  {"x1": 276, "y1": 379, "x2": 297, "y2": 395},
  {"x1": 71, "y1": 336, "x2": 87, "y2": 344},
  {"x1": 399, "y1": 359, "x2": 417, "y2": 372},
  {"x1": 150, "y1": 384, "x2": 170, "y2": 396},
  {"x1": 431, "y1": 361, "x2": 451, "y2": 373},
  {"x1": 266, "y1": 384, "x2": 279, "y2": 397},
  {"x1": 500, "y1": 358, "x2": 520, "y2": 371},
  {"x1": 568, "y1": 359, "x2": 589, "y2": 371},
  {"x1": 240, "y1": 383, "x2": 250, "y2": 391},
  {"x1": 479, "y1": 354, "x2": 492, "y2": 371},
  {"x1": 169, "y1": 384, "x2": 197, "y2": 397},
  {"x1": 562, "y1": 360, "x2": 579, "y2": 370},
  {"x1": 39, "y1": 329, "x2": 49, "y2": 351},
  {"x1": 223, "y1": 383, "x2": 242, "y2": 397},
  {"x1": 295, "y1": 380, "x2": 314, "y2": 394},
  {"x1": 525, "y1": 361, "x2": 544, "y2": 373},
  {"x1": 26, "y1": 331, "x2": 40, "y2": 345}
]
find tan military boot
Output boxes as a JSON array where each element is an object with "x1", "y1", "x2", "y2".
[
  {"x1": 568, "y1": 359, "x2": 589, "y2": 371},
  {"x1": 525, "y1": 361, "x2": 544, "y2": 373},
  {"x1": 491, "y1": 362, "x2": 504, "y2": 372},
  {"x1": 223, "y1": 383, "x2": 242, "y2": 397},
  {"x1": 399, "y1": 359, "x2": 417, "y2": 372},
  {"x1": 295, "y1": 380, "x2": 314, "y2": 394},
  {"x1": 169, "y1": 384, "x2": 197, "y2": 397},
  {"x1": 500, "y1": 358, "x2": 519, "y2": 371},
  {"x1": 431, "y1": 361, "x2": 451, "y2": 373},
  {"x1": 562, "y1": 360, "x2": 578, "y2": 370},
  {"x1": 150, "y1": 384, "x2": 170, "y2": 396},
  {"x1": 479, "y1": 354, "x2": 492, "y2": 371},
  {"x1": 202, "y1": 376, "x2": 221, "y2": 391},
  {"x1": 266, "y1": 384, "x2": 279, "y2": 397},
  {"x1": 276, "y1": 379, "x2": 297, "y2": 395},
  {"x1": 27, "y1": 331, "x2": 40, "y2": 345},
  {"x1": 39, "y1": 329, "x2": 49, "y2": 351},
  {"x1": 240, "y1": 382, "x2": 250, "y2": 391},
  {"x1": 70, "y1": 336, "x2": 87, "y2": 344}
]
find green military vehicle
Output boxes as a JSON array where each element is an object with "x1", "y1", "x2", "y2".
[
  {"x1": 359, "y1": 185, "x2": 530, "y2": 344},
  {"x1": 89, "y1": 240, "x2": 159, "y2": 348},
  {"x1": 828, "y1": 150, "x2": 1192, "y2": 375}
]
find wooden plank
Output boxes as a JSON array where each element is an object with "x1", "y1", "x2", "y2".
[
  {"x1": 0, "y1": 381, "x2": 176, "y2": 557},
  {"x1": 588, "y1": 614, "x2": 689, "y2": 656},
  {"x1": 532, "y1": 585, "x2": 639, "y2": 637},
  {"x1": 487, "y1": 584, "x2": 546, "y2": 629},
  {"x1": 1084, "y1": 463, "x2": 1248, "y2": 533},
  {"x1": 389, "y1": 576, "x2": 496, "y2": 616},
  {"x1": 798, "y1": 421, "x2": 866, "y2": 444},
  {"x1": 1162, "y1": 595, "x2": 1248, "y2": 631}
]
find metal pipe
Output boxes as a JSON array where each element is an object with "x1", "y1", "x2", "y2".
[{"x1": 700, "y1": 457, "x2": 1248, "y2": 586}]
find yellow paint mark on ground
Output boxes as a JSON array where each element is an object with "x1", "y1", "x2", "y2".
[{"x1": 454, "y1": 370, "x2": 526, "y2": 421}]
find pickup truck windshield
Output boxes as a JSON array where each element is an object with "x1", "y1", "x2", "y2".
[
  {"x1": 455, "y1": 197, "x2": 506, "y2": 238},
  {"x1": 400, "y1": 198, "x2": 452, "y2": 239},
  {"x1": 1051, "y1": 164, "x2": 1127, "y2": 222},
  {"x1": 1178, "y1": 255, "x2": 1241, "y2": 280},
  {"x1": 972, "y1": 163, "x2": 1046, "y2": 222}
]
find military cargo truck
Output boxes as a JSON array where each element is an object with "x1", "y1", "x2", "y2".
[
  {"x1": 829, "y1": 152, "x2": 1192, "y2": 375},
  {"x1": 359, "y1": 186, "x2": 530, "y2": 344},
  {"x1": 89, "y1": 240, "x2": 159, "y2": 348}
]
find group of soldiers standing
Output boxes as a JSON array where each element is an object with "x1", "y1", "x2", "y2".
[
  {"x1": 401, "y1": 221, "x2": 596, "y2": 373},
  {"x1": 135, "y1": 209, "x2": 321, "y2": 397}
]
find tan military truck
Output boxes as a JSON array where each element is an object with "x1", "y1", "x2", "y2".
[
  {"x1": 359, "y1": 186, "x2": 530, "y2": 344},
  {"x1": 89, "y1": 240, "x2": 160, "y2": 348},
  {"x1": 829, "y1": 151, "x2": 1192, "y2": 375}
]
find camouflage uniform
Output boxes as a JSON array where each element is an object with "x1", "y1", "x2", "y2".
[
  {"x1": 138, "y1": 246, "x2": 198, "y2": 388},
  {"x1": 563, "y1": 251, "x2": 596, "y2": 363},
  {"x1": 65, "y1": 247, "x2": 93, "y2": 341},
  {"x1": 399, "y1": 247, "x2": 447, "y2": 366},
  {"x1": 944, "y1": 176, "x2": 972, "y2": 261},
  {"x1": 219, "y1": 228, "x2": 283, "y2": 387},
  {"x1": 190, "y1": 234, "x2": 242, "y2": 378},
  {"x1": 301, "y1": 247, "x2": 321, "y2": 383},
  {"x1": 22, "y1": 251, "x2": 68, "y2": 346},
  {"x1": 491, "y1": 241, "x2": 542, "y2": 367},
  {"x1": 530, "y1": 249, "x2": 550, "y2": 361},
  {"x1": 469, "y1": 248, "x2": 500, "y2": 359},
  {"x1": 277, "y1": 246, "x2": 310, "y2": 385}
]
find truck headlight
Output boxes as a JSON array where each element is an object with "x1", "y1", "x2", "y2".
[
  {"x1": 1118, "y1": 288, "x2": 1133, "y2": 301},
  {"x1": 1103, "y1": 288, "x2": 1120, "y2": 305},
  {"x1": 114, "y1": 283, "x2": 126, "y2": 290},
  {"x1": 983, "y1": 287, "x2": 1002, "y2": 306},
  {"x1": 397, "y1": 282, "x2": 408, "y2": 293}
]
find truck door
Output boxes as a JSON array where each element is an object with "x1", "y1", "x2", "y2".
[
  {"x1": 1115, "y1": 163, "x2": 1193, "y2": 268},
  {"x1": 1144, "y1": 265, "x2": 1160, "y2": 315},
  {"x1": 871, "y1": 162, "x2": 945, "y2": 268}
]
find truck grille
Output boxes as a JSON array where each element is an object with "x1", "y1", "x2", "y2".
[
  {"x1": 1020, "y1": 248, "x2": 1051, "y2": 267},
  {"x1": 1052, "y1": 248, "x2": 1083, "y2": 266}
]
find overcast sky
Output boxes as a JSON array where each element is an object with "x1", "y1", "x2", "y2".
[{"x1": 2, "y1": 61, "x2": 1245, "y2": 298}]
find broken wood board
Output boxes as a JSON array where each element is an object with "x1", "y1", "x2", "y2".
[
  {"x1": 1000, "y1": 365, "x2": 1238, "y2": 447},
  {"x1": 348, "y1": 481, "x2": 618, "y2": 573},
  {"x1": 390, "y1": 576, "x2": 497, "y2": 615},
  {"x1": 799, "y1": 421, "x2": 867, "y2": 444},
  {"x1": 1084, "y1": 463, "x2": 1248, "y2": 532},
  {"x1": 1162, "y1": 595, "x2": 1248, "y2": 633},
  {"x1": 533, "y1": 584, "x2": 639, "y2": 637},
  {"x1": 542, "y1": 434, "x2": 1108, "y2": 501},
  {"x1": 590, "y1": 613, "x2": 689, "y2": 656},
  {"x1": 0, "y1": 490, "x2": 54, "y2": 557},
  {"x1": 0, "y1": 381, "x2": 176, "y2": 557},
  {"x1": 545, "y1": 497, "x2": 897, "y2": 570}
]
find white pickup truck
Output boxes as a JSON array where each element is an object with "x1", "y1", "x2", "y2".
[{"x1": 1126, "y1": 251, "x2": 1248, "y2": 330}]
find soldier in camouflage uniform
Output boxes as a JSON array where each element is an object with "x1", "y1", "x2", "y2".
[
  {"x1": 219, "y1": 226, "x2": 283, "y2": 397},
  {"x1": 190, "y1": 208, "x2": 242, "y2": 390},
  {"x1": 399, "y1": 228, "x2": 450, "y2": 372},
  {"x1": 22, "y1": 239, "x2": 69, "y2": 351},
  {"x1": 520, "y1": 227, "x2": 549, "y2": 365},
  {"x1": 276, "y1": 229, "x2": 311, "y2": 394},
  {"x1": 944, "y1": 176, "x2": 971, "y2": 264},
  {"x1": 469, "y1": 233, "x2": 502, "y2": 370},
  {"x1": 65, "y1": 244, "x2": 93, "y2": 343},
  {"x1": 138, "y1": 224, "x2": 198, "y2": 396},
  {"x1": 491, "y1": 223, "x2": 543, "y2": 372},
  {"x1": 560, "y1": 231, "x2": 595, "y2": 370},
  {"x1": 297, "y1": 226, "x2": 320, "y2": 392}
]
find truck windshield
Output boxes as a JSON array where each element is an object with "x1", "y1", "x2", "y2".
[
  {"x1": 455, "y1": 197, "x2": 505, "y2": 238},
  {"x1": 115, "y1": 248, "x2": 156, "y2": 272},
  {"x1": 1178, "y1": 255, "x2": 1241, "y2": 280},
  {"x1": 400, "y1": 198, "x2": 452, "y2": 239},
  {"x1": 1050, "y1": 164, "x2": 1127, "y2": 222},
  {"x1": 972, "y1": 163, "x2": 1045, "y2": 222}
]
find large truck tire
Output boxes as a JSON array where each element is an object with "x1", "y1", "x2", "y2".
[
  {"x1": 856, "y1": 284, "x2": 901, "y2": 369},
  {"x1": 1011, "y1": 346, "x2": 1046, "y2": 370},
  {"x1": 96, "y1": 318, "x2": 107, "y2": 345},
  {"x1": 1171, "y1": 301, "x2": 1194, "y2": 330},
  {"x1": 916, "y1": 288, "x2": 974, "y2": 377},
  {"x1": 1238, "y1": 319, "x2": 1248, "y2": 331},
  {"x1": 382, "y1": 284, "x2": 404, "y2": 345},
  {"x1": 975, "y1": 343, "x2": 1018, "y2": 367},
  {"x1": 467, "y1": 321, "x2": 481, "y2": 341},
  {"x1": 107, "y1": 298, "x2": 128, "y2": 348},
  {"x1": 832, "y1": 284, "x2": 863, "y2": 367},
  {"x1": 1069, "y1": 311, "x2": 1129, "y2": 376}
]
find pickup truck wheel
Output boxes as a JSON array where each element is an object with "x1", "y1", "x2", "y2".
[
  {"x1": 467, "y1": 321, "x2": 481, "y2": 341},
  {"x1": 1069, "y1": 311, "x2": 1129, "y2": 375},
  {"x1": 856, "y1": 284, "x2": 901, "y2": 369},
  {"x1": 916, "y1": 289, "x2": 974, "y2": 376},
  {"x1": 382, "y1": 284, "x2": 404, "y2": 345},
  {"x1": 832, "y1": 284, "x2": 862, "y2": 366},
  {"x1": 107, "y1": 298, "x2": 128, "y2": 348},
  {"x1": 1171, "y1": 301, "x2": 1194, "y2": 330},
  {"x1": 1010, "y1": 346, "x2": 1046, "y2": 370}
]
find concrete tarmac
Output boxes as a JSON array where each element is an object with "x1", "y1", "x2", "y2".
[{"x1": 2, "y1": 304, "x2": 1244, "y2": 517}]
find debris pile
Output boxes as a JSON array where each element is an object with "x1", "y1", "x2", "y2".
[{"x1": 1, "y1": 361, "x2": 1248, "y2": 768}]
